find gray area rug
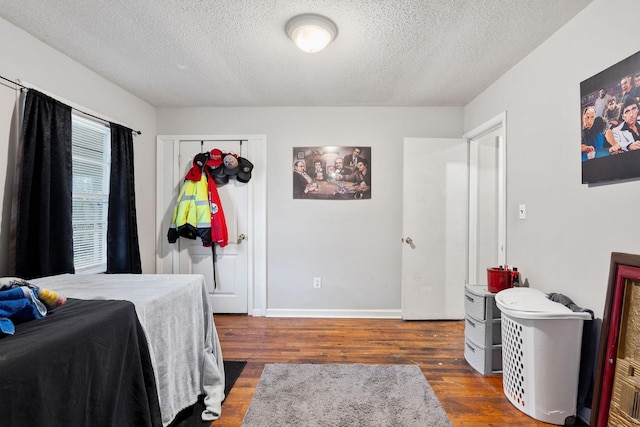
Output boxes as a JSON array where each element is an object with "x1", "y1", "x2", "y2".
[{"x1": 241, "y1": 363, "x2": 452, "y2": 427}]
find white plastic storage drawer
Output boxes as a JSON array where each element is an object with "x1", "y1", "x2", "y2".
[
  {"x1": 465, "y1": 316, "x2": 501, "y2": 347},
  {"x1": 464, "y1": 338, "x2": 502, "y2": 374},
  {"x1": 465, "y1": 285, "x2": 500, "y2": 321}
]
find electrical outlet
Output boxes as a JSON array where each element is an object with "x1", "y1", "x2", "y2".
[{"x1": 313, "y1": 277, "x2": 322, "y2": 288}]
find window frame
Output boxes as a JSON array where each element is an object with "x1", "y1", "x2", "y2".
[{"x1": 71, "y1": 113, "x2": 111, "y2": 273}]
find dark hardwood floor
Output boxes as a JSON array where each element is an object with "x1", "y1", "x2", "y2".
[{"x1": 211, "y1": 315, "x2": 588, "y2": 426}]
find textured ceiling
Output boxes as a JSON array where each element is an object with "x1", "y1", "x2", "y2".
[{"x1": 0, "y1": 0, "x2": 592, "y2": 108}]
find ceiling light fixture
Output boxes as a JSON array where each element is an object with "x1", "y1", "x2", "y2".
[{"x1": 285, "y1": 14, "x2": 338, "y2": 53}]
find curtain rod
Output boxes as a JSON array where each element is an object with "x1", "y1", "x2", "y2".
[
  {"x1": 0, "y1": 74, "x2": 142, "y2": 135},
  {"x1": 183, "y1": 139, "x2": 248, "y2": 142}
]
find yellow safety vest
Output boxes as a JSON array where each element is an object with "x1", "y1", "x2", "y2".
[{"x1": 169, "y1": 175, "x2": 211, "y2": 244}]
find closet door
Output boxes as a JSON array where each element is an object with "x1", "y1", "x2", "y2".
[
  {"x1": 157, "y1": 135, "x2": 267, "y2": 316},
  {"x1": 176, "y1": 140, "x2": 249, "y2": 314}
]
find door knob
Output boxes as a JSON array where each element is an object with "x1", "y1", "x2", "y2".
[
  {"x1": 238, "y1": 234, "x2": 246, "y2": 242},
  {"x1": 405, "y1": 237, "x2": 413, "y2": 244}
]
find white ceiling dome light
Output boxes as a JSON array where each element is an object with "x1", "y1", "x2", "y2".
[{"x1": 285, "y1": 14, "x2": 338, "y2": 53}]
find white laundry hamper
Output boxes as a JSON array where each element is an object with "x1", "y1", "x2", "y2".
[{"x1": 495, "y1": 288, "x2": 591, "y2": 426}]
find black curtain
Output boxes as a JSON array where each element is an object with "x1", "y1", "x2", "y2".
[
  {"x1": 12, "y1": 90, "x2": 74, "y2": 279},
  {"x1": 106, "y1": 123, "x2": 142, "y2": 273}
]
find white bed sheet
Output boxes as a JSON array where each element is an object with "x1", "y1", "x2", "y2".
[{"x1": 33, "y1": 273, "x2": 225, "y2": 426}]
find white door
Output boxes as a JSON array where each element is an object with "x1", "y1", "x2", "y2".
[
  {"x1": 401, "y1": 138, "x2": 468, "y2": 320},
  {"x1": 177, "y1": 140, "x2": 249, "y2": 313}
]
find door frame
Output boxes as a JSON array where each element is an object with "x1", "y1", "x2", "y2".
[
  {"x1": 155, "y1": 134, "x2": 267, "y2": 316},
  {"x1": 463, "y1": 112, "x2": 507, "y2": 286}
]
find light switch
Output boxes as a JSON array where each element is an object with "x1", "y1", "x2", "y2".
[{"x1": 519, "y1": 204, "x2": 526, "y2": 220}]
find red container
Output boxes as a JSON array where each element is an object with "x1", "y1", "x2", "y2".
[{"x1": 487, "y1": 267, "x2": 513, "y2": 293}]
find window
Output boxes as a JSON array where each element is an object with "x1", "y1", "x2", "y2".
[{"x1": 71, "y1": 114, "x2": 110, "y2": 273}]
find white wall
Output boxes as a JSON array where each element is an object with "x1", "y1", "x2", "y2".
[
  {"x1": 0, "y1": 13, "x2": 465, "y2": 313},
  {"x1": 465, "y1": 0, "x2": 640, "y2": 318},
  {"x1": 8, "y1": 0, "x2": 627, "y2": 317},
  {"x1": 0, "y1": 17, "x2": 157, "y2": 274},
  {"x1": 157, "y1": 107, "x2": 463, "y2": 312},
  {"x1": 0, "y1": 86, "x2": 19, "y2": 275}
]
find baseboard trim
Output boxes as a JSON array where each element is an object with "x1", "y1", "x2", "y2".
[
  {"x1": 264, "y1": 308, "x2": 402, "y2": 319},
  {"x1": 251, "y1": 308, "x2": 266, "y2": 317}
]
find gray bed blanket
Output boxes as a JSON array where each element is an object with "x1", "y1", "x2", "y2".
[{"x1": 33, "y1": 273, "x2": 225, "y2": 426}]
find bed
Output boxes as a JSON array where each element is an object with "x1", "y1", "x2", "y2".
[
  {"x1": 0, "y1": 297, "x2": 162, "y2": 426},
  {"x1": 29, "y1": 273, "x2": 226, "y2": 426}
]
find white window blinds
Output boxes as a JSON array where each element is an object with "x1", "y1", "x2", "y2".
[{"x1": 71, "y1": 114, "x2": 110, "y2": 273}]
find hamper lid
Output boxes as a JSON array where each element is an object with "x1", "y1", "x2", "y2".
[{"x1": 495, "y1": 287, "x2": 591, "y2": 320}]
